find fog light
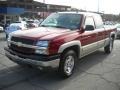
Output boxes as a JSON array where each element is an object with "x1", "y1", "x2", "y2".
[{"x1": 35, "y1": 47, "x2": 48, "y2": 55}]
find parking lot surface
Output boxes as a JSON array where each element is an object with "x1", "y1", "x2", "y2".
[{"x1": 0, "y1": 32, "x2": 120, "y2": 90}]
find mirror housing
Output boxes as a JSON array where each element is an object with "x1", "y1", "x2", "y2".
[
  {"x1": 80, "y1": 27, "x2": 85, "y2": 33},
  {"x1": 85, "y1": 25, "x2": 94, "y2": 30}
]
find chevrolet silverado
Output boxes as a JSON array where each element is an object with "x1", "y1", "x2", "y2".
[{"x1": 5, "y1": 12, "x2": 116, "y2": 77}]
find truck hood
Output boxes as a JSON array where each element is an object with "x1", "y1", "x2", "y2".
[{"x1": 12, "y1": 27, "x2": 71, "y2": 40}]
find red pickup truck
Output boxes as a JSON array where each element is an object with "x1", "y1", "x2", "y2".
[{"x1": 5, "y1": 12, "x2": 116, "y2": 77}]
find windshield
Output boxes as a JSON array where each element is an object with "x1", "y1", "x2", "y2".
[{"x1": 40, "y1": 13, "x2": 82, "y2": 30}]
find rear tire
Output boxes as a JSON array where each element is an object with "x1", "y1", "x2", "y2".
[
  {"x1": 104, "y1": 37, "x2": 114, "y2": 54},
  {"x1": 58, "y1": 50, "x2": 78, "y2": 78}
]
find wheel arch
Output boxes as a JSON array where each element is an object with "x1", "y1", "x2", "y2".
[{"x1": 58, "y1": 41, "x2": 81, "y2": 58}]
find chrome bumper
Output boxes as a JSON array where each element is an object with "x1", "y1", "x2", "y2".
[{"x1": 5, "y1": 49, "x2": 60, "y2": 68}]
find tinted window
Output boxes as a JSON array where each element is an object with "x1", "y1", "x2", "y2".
[{"x1": 40, "y1": 13, "x2": 82, "y2": 30}]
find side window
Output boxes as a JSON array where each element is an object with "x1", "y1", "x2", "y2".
[
  {"x1": 84, "y1": 17, "x2": 95, "y2": 30},
  {"x1": 94, "y1": 15, "x2": 104, "y2": 29}
]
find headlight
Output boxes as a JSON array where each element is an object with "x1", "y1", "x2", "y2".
[
  {"x1": 35, "y1": 41, "x2": 49, "y2": 55},
  {"x1": 36, "y1": 41, "x2": 49, "y2": 47}
]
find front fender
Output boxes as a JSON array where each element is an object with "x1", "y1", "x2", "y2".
[{"x1": 58, "y1": 40, "x2": 82, "y2": 58}]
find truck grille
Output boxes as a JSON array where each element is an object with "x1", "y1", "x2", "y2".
[
  {"x1": 10, "y1": 36, "x2": 35, "y2": 54},
  {"x1": 11, "y1": 36, "x2": 34, "y2": 45},
  {"x1": 10, "y1": 44, "x2": 35, "y2": 55}
]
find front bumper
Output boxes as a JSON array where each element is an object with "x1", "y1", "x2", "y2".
[{"x1": 4, "y1": 47, "x2": 60, "y2": 68}]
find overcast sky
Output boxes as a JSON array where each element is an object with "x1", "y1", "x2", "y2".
[{"x1": 34, "y1": 0, "x2": 120, "y2": 14}]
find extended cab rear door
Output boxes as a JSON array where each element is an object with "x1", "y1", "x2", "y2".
[{"x1": 93, "y1": 15, "x2": 106, "y2": 48}]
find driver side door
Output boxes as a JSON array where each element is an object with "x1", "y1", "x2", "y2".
[{"x1": 81, "y1": 16, "x2": 98, "y2": 57}]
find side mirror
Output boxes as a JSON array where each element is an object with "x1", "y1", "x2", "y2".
[
  {"x1": 80, "y1": 27, "x2": 85, "y2": 33},
  {"x1": 85, "y1": 25, "x2": 94, "y2": 30}
]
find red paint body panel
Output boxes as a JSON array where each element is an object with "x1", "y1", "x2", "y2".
[
  {"x1": 13, "y1": 27, "x2": 71, "y2": 40},
  {"x1": 80, "y1": 31, "x2": 97, "y2": 46}
]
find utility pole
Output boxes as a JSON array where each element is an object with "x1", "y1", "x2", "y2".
[
  {"x1": 43, "y1": 0, "x2": 45, "y2": 19},
  {"x1": 98, "y1": 0, "x2": 100, "y2": 13},
  {"x1": 43, "y1": 0, "x2": 45, "y2": 3}
]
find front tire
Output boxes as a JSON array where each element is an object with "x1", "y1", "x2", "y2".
[
  {"x1": 104, "y1": 37, "x2": 114, "y2": 54},
  {"x1": 58, "y1": 50, "x2": 77, "y2": 78}
]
